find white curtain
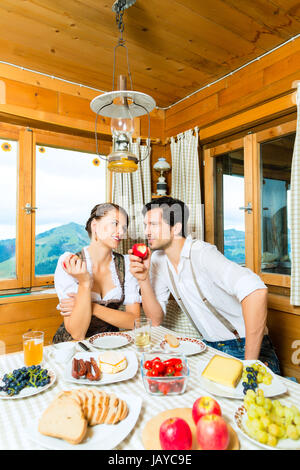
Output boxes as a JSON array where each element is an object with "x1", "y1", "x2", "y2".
[
  {"x1": 290, "y1": 84, "x2": 300, "y2": 305},
  {"x1": 111, "y1": 138, "x2": 152, "y2": 254},
  {"x1": 170, "y1": 127, "x2": 203, "y2": 239}
]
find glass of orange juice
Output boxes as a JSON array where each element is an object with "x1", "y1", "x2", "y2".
[{"x1": 23, "y1": 331, "x2": 44, "y2": 366}]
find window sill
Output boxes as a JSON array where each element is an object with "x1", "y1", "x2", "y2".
[{"x1": 0, "y1": 289, "x2": 57, "y2": 305}]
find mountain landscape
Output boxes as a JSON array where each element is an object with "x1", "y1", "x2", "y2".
[
  {"x1": 0, "y1": 224, "x2": 247, "y2": 278},
  {"x1": 0, "y1": 222, "x2": 90, "y2": 277}
]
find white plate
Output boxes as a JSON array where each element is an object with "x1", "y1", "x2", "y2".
[
  {"x1": 0, "y1": 368, "x2": 56, "y2": 400},
  {"x1": 234, "y1": 404, "x2": 300, "y2": 450},
  {"x1": 197, "y1": 359, "x2": 287, "y2": 399},
  {"x1": 64, "y1": 350, "x2": 138, "y2": 385},
  {"x1": 160, "y1": 336, "x2": 206, "y2": 356},
  {"x1": 24, "y1": 393, "x2": 142, "y2": 450},
  {"x1": 88, "y1": 332, "x2": 133, "y2": 349}
]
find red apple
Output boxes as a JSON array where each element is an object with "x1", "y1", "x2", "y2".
[
  {"x1": 159, "y1": 417, "x2": 192, "y2": 450},
  {"x1": 196, "y1": 414, "x2": 229, "y2": 450},
  {"x1": 132, "y1": 243, "x2": 148, "y2": 259},
  {"x1": 192, "y1": 396, "x2": 222, "y2": 424}
]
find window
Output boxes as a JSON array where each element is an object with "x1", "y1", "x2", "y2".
[
  {"x1": 215, "y1": 149, "x2": 246, "y2": 265},
  {"x1": 0, "y1": 125, "x2": 107, "y2": 292},
  {"x1": 204, "y1": 119, "x2": 296, "y2": 288},
  {"x1": 0, "y1": 137, "x2": 18, "y2": 280}
]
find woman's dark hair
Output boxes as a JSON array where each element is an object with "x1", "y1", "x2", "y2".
[
  {"x1": 142, "y1": 196, "x2": 189, "y2": 238},
  {"x1": 85, "y1": 203, "x2": 129, "y2": 238}
]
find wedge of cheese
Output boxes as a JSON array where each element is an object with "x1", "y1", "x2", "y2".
[
  {"x1": 202, "y1": 355, "x2": 243, "y2": 388},
  {"x1": 98, "y1": 351, "x2": 127, "y2": 374}
]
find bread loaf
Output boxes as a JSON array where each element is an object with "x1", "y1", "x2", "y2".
[
  {"x1": 38, "y1": 392, "x2": 87, "y2": 445},
  {"x1": 38, "y1": 388, "x2": 128, "y2": 445}
]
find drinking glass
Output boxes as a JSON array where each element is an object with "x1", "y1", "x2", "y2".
[
  {"x1": 23, "y1": 331, "x2": 44, "y2": 366},
  {"x1": 134, "y1": 318, "x2": 152, "y2": 351}
]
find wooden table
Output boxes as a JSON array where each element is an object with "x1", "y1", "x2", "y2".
[{"x1": 0, "y1": 325, "x2": 299, "y2": 450}]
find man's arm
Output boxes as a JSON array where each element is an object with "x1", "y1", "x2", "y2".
[{"x1": 241, "y1": 288, "x2": 268, "y2": 360}]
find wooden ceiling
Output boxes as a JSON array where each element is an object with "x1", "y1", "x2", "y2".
[{"x1": 0, "y1": 0, "x2": 299, "y2": 108}]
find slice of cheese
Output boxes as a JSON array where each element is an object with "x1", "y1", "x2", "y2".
[
  {"x1": 98, "y1": 351, "x2": 127, "y2": 374},
  {"x1": 202, "y1": 355, "x2": 243, "y2": 388}
]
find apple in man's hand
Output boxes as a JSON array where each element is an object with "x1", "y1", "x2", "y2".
[
  {"x1": 132, "y1": 243, "x2": 149, "y2": 260},
  {"x1": 159, "y1": 417, "x2": 192, "y2": 450},
  {"x1": 192, "y1": 396, "x2": 222, "y2": 425},
  {"x1": 196, "y1": 414, "x2": 229, "y2": 450}
]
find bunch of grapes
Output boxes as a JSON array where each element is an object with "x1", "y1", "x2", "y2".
[
  {"x1": 242, "y1": 362, "x2": 273, "y2": 395},
  {"x1": 244, "y1": 389, "x2": 300, "y2": 447},
  {"x1": 0, "y1": 365, "x2": 50, "y2": 396}
]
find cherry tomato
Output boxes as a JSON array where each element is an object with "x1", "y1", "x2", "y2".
[
  {"x1": 174, "y1": 370, "x2": 183, "y2": 376},
  {"x1": 163, "y1": 358, "x2": 182, "y2": 367},
  {"x1": 158, "y1": 382, "x2": 171, "y2": 395},
  {"x1": 146, "y1": 370, "x2": 152, "y2": 377},
  {"x1": 153, "y1": 361, "x2": 166, "y2": 375},
  {"x1": 174, "y1": 362, "x2": 183, "y2": 372},
  {"x1": 150, "y1": 369, "x2": 158, "y2": 377},
  {"x1": 165, "y1": 366, "x2": 175, "y2": 376},
  {"x1": 152, "y1": 357, "x2": 161, "y2": 363},
  {"x1": 144, "y1": 360, "x2": 152, "y2": 370}
]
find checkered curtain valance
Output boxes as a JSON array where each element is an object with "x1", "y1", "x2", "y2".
[{"x1": 170, "y1": 127, "x2": 203, "y2": 240}]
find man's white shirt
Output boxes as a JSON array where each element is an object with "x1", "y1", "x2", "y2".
[{"x1": 150, "y1": 236, "x2": 267, "y2": 342}]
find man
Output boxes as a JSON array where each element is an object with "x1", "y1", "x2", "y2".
[{"x1": 129, "y1": 196, "x2": 280, "y2": 373}]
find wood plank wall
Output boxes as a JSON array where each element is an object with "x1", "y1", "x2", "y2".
[{"x1": 164, "y1": 38, "x2": 300, "y2": 140}]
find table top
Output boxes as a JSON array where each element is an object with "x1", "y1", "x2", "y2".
[{"x1": 1, "y1": 325, "x2": 300, "y2": 450}]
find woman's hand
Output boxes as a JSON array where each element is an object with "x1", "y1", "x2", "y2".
[
  {"x1": 58, "y1": 292, "x2": 77, "y2": 316},
  {"x1": 128, "y1": 247, "x2": 151, "y2": 282},
  {"x1": 62, "y1": 254, "x2": 92, "y2": 287}
]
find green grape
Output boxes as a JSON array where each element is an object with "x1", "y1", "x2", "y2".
[
  {"x1": 284, "y1": 407, "x2": 294, "y2": 424},
  {"x1": 256, "y1": 406, "x2": 267, "y2": 418},
  {"x1": 261, "y1": 416, "x2": 272, "y2": 429},
  {"x1": 262, "y1": 375, "x2": 272, "y2": 385},
  {"x1": 268, "y1": 423, "x2": 281, "y2": 437},
  {"x1": 248, "y1": 404, "x2": 259, "y2": 419},
  {"x1": 257, "y1": 389, "x2": 265, "y2": 398},
  {"x1": 257, "y1": 372, "x2": 263, "y2": 383},
  {"x1": 255, "y1": 396, "x2": 265, "y2": 406},
  {"x1": 252, "y1": 418, "x2": 264, "y2": 432},
  {"x1": 245, "y1": 389, "x2": 256, "y2": 401},
  {"x1": 296, "y1": 424, "x2": 300, "y2": 436},
  {"x1": 267, "y1": 434, "x2": 278, "y2": 447},
  {"x1": 294, "y1": 415, "x2": 300, "y2": 426},
  {"x1": 263, "y1": 398, "x2": 272, "y2": 412},
  {"x1": 272, "y1": 400, "x2": 281, "y2": 409},
  {"x1": 286, "y1": 424, "x2": 299, "y2": 440},
  {"x1": 274, "y1": 405, "x2": 285, "y2": 418},
  {"x1": 256, "y1": 430, "x2": 268, "y2": 444},
  {"x1": 290, "y1": 405, "x2": 300, "y2": 416}
]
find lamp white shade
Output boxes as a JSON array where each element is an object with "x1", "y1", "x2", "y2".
[{"x1": 153, "y1": 157, "x2": 171, "y2": 172}]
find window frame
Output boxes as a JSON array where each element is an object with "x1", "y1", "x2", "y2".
[
  {"x1": 0, "y1": 124, "x2": 109, "y2": 292},
  {"x1": 204, "y1": 118, "x2": 296, "y2": 288}
]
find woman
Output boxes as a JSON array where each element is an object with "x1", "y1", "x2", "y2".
[{"x1": 52, "y1": 203, "x2": 141, "y2": 343}]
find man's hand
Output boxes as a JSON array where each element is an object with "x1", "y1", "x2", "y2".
[
  {"x1": 128, "y1": 247, "x2": 151, "y2": 282},
  {"x1": 58, "y1": 292, "x2": 76, "y2": 317}
]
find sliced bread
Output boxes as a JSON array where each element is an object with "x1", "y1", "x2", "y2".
[{"x1": 38, "y1": 393, "x2": 87, "y2": 445}]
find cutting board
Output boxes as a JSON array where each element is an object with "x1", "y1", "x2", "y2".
[{"x1": 142, "y1": 408, "x2": 239, "y2": 450}]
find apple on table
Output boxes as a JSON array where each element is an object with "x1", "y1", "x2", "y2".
[
  {"x1": 159, "y1": 417, "x2": 192, "y2": 450},
  {"x1": 192, "y1": 396, "x2": 222, "y2": 424}
]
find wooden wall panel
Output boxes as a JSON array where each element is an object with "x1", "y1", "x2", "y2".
[
  {"x1": 165, "y1": 38, "x2": 300, "y2": 139},
  {"x1": 0, "y1": 297, "x2": 62, "y2": 354},
  {"x1": 267, "y1": 309, "x2": 300, "y2": 381}
]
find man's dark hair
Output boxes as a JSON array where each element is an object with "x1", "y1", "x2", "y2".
[{"x1": 142, "y1": 196, "x2": 189, "y2": 238}]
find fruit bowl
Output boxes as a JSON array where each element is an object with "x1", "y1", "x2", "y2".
[{"x1": 140, "y1": 353, "x2": 189, "y2": 396}]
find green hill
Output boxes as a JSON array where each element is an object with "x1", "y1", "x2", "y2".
[{"x1": 0, "y1": 222, "x2": 90, "y2": 277}]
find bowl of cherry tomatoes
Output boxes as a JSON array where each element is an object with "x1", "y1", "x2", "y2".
[{"x1": 141, "y1": 354, "x2": 189, "y2": 396}]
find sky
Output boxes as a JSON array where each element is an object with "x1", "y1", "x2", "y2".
[{"x1": 0, "y1": 141, "x2": 107, "y2": 240}]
